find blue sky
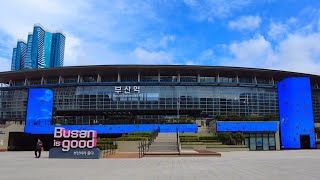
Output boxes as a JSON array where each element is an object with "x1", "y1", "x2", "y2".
[{"x1": 0, "y1": 0, "x2": 320, "y2": 74}]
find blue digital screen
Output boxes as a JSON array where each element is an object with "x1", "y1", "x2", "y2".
[
  {"x1": 216, "y1": 121, "x2": 278, "y2": 132},
  {"x1": 278, "y1": 78, "x2": 316, "y2": 149},
  {"x1": 24, "y1": 124, "x2": 198, "y2": 134},
  {"x1": 26, "y1": 88, "x2": 54, "y2": 126}
]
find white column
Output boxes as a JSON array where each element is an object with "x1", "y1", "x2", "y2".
[
  {"x1": 117, "y1": 73, "x2": 120, "y2": 82},
  {"x1": 97, "y1": 74, "x2": 101, "y2": 82},
  {"x1": 77, "y1": 75, "x2": 81, "y2": 83}
]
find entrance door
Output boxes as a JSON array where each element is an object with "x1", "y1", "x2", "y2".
[{"x1": 300, "y1": 135, "x2": 311, "y2": 149}]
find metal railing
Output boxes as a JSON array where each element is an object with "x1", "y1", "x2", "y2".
[
  {"x1": 103, "y1": 140, "x2": 117, "y2": 158},
  {"x1": 138, "y1": 127, "x2": 160, "y2": 158},
  {"x1": 138, "y1": 140, "x2": 147, "y2": 158},
  {"x1": 176, "y1": 128, "x2": 181, "y2": 154}
]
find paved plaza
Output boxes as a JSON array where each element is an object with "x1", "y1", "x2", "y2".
[{"x1": 0, "y1": 150, "x2": 320, "y2": 180}]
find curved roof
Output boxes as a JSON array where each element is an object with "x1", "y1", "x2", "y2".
[{"x1": 0, "y1": 65, "x2": 319, "y2": 83}]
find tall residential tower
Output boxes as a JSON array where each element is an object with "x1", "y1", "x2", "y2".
[
  {"x1": 11, "y1": 24, "x2": 65, "y2": 71},
  {"x1": 11, "y1": 40, "x2": 27, "y2": 71}
]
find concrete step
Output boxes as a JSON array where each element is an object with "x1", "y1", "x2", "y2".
[
  {"x1": 154, "y1": 139, "x2": 177, "y2": 143},
  {"x1": 148, "y1": 145, "x2": 178, "y2": 152},
  {"x1": 157, "y1": 133, "x2": 176, "y2": 138},
  {"x1": 105, "y1": 153, "x2": 139, "y2": 158},
  {"x1": 152, "y1": 142, "x2": 177, "y2": 145},
  {"x1": 144, "y1": 152, "x2": 179, "y2": 157},
  {"x1": 147, "y1": 133, "x2": 179, "y2": 153}
]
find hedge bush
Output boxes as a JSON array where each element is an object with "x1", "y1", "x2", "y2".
[
  {"x1": 96, "y1": 144, "x2": 117, "y2": 150},
  {"x1": 198, "y1": 140, "x2": 220, "y2": 143},
  {"x1": 180, "y1": 136, "x2": 199, "y2": 142},
  {"x1": 218, "y1": 132, "x2": 244, "y2": 145},
  {"x1": 179, "y1": 135, "x2": 198, "y2": 138},
  {"x1": 218, "y1": 132, "x2": 233, "y2": 145},
  {"x1": 199, "y1": 136, "x2": 219, "y2": 141},
  {"x1": 129, "y1": 132, "x2": 152, "y2": 137},
  {"x1": 97, "y1": 138, "x2": 114, "y2": 143},
  {"x1": 117, "y1": 136, "x2": 148, "y2": 141}
]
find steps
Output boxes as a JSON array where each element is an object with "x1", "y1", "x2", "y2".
[
  {"x1": 147, "y1": 133, "x2": 179, "y2": 153},
  {"x1": 105, "y1": 153, "x2": 139, "y2": 158}
]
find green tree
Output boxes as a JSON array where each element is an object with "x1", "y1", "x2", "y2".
[{"x1": 232, "y1": 133, "x2": 245, "y2": 145}]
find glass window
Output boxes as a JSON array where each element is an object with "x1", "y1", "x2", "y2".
[
  {"x1": 14, "y1": 81, "x2": 25, "y2": 86},
  {"x1": 82, "y1": 76, "x2": 96, "y2": 82},
  {"x1": 200, "y1": 76, "x2": 216, "y2": 82},
  {"x1": 239, "y1": 77, "x2": 253, "y2": 83},
  {"x1": 220, "y1": 77, "x2": 236, "y2": 83},
  {"x1": 63, "y1": 77, "x2": 78, "y2": 83},
  {"x1": 140, "y1": 76, "x2": 158, "y2": 82},
  {"x1": 160, "y1": 76, "x2": 178, "y2": 82},
  {"x1": 263, "y1": 133, "x2": 269, "y2": 150},
  {"x1": 256, "y1": 133, "x2": 263, "y2": 150},
  {"x1": 269, "y1": 134, "x2": 275, "y2": 147},
  {"x1": 121, "y1": 75, "x2": 138, "y2": 82},
  {"x1": 257, "y1": 78, "x2": 271, "y2": 84},
  {"x1": 29, "y1": 79, "x2": 41, "y2": 85},
  {"x1": 101, "y1": 75, "x2": 118, "y2": 82},
  {"x1": 180, "y1": 76, "x2": 197, "y2": 82},
  {"x1": 249, "y1": 134, "x2": 256, "y2": 150},
  {"x1": 46, "y1": 78, "x2": 59, "y2": 84}
]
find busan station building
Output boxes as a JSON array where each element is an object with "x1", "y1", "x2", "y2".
[{"x1": 0, "y1": 65, "x2": 319, "y2": 151}]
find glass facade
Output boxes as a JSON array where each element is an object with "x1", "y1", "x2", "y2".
[
  {"x1": 1, "y1": 67, "x2": 320, "y2": 126},
  {"x1": 244, "y1": 133, "x2": 276, "y2": 150},
  {"x1": 0, "y1": 85, "x2": 279, "y2": 124},
  {"x1": 11, "y1": 25, "x2": 65, "y2": 71},
  {"x1": 11, "y1": 41, "x2": 27, "y2": 71},
  {"x1": 43, "y1": 32, "x2": 53, "y2": 68},
  {"x1": 50, "y1": 33, "x2": 65, "y2": 67},
  {"x1": 24, "y1": 34, "x2": 33, "y2": 70}
]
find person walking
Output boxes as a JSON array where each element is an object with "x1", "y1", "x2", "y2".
[{"x1": 35, "y1": 139, "x2": 43, "y2": 158}]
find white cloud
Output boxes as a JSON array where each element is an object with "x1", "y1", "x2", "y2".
[
  {"x1": 185, "y1": 60, "x2": 196, "y2": 65},
  {"x1": 199, "y1": 49, "x2": 214, "y2": 61},
  {"x1": 0, "y1": 0, "x2": 167, "y2": 72},
  {"x1": 63, "y1": 34, "x2": 82, "y2": 66},
  {"x1": 228, "y1": 35, "x2": 273, "y2": 67},
  {"x1": 159, "y1": 35, "x2": 176, "y2": 49},
  {"x1": 274, "y1": 33, "x2": 320, "y2": 74},
  {"x1": 267, "y1": 22, "x2": 288, "y2": 40},
  {"x1": 220, "y1": 32, "x2": 320, "y2": 75},
  {"x1": 228, "y1": 16, "x2": 261, "y2": 31},
  {"x1": 0, "y1": 57, "x2": 11, "y2": 72},
  {"x1": 133, "y1": 47, "x2": 172, "y2": 64},
  {"x1": 183, "y1": 0, "x2": 252, "y2": 22},
  {"x1": 139, "y1": 34, "x2": 176, "y2": 50}
]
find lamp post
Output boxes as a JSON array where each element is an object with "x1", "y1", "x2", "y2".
[{"x1": 177, "y1": 88, "x2": 180, "y2": 120}]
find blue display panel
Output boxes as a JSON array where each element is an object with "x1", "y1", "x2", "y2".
[
  {"x1": 24, "y1": 124, "x2": 198, "y2": 134},
  {"x1": 278, "y1": 77, "x2": 316, "y2": 149},
  {"x1": 216, "y1": 121, "x2": 278, "y2": 132},
  {"x1": 26, "y1": 88, "x2": 54, "y2": 126}
]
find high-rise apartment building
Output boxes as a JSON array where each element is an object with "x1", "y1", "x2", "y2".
[
  {"x1": 11, "y1": 40, "x2": 27, "y2": 71},
  {"x1": 11, "y1": 24, "x2": 65, "y2": 71}
]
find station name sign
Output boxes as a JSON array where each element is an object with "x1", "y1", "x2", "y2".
[
  {"x1": 53, "y1": 127, "x2": 97, "y2": 151},
  {"x1": 115, "y1": 86, "x2": 140, "y2": 94}
]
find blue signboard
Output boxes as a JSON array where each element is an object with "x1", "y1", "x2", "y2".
[
  {"x1": 278, "y1": 77, "x2": 316, "y2": 149},
  {"x1": 26, "y1": 88, "x2": 54, "y2": 126},
  {"x1": 24, "y1": 124, "x2": 198, "y2": 134},
  {"x1": 217, "y1": 121, "x2": 278, "y2": 132}
]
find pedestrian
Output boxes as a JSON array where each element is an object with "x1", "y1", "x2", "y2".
[{"x1": 35, "y1": 139, "x2": 43, "y2": 158}]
